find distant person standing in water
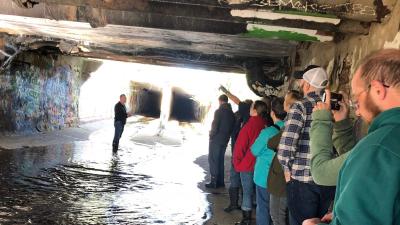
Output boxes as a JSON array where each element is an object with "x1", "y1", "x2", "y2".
[{"x1": 113, "y1": 94, "x2": 131, "y2": 151}]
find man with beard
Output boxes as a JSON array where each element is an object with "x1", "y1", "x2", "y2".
[{"x1": 303, "y1": 49, "x2": 400, "y2": 225}]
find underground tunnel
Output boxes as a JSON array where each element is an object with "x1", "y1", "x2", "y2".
[
  {"x1": 131, "y1": 83, "x2": 162, "y2": 119},
  {"x1": 0, "y1": 50, "x2": 260, "y2": 224},
  {"x1": 169, "y1": 88, "x2": 206, "y2": 123},
  {"x1": 0, "y1": 47, "x2": 255, "y2": 134},
  {"x1": 0, "y1": 0, "x2": 400, "y2": 224},
  {"x1": 131, "y1": 85, "x2": 207, "y2": 123}
]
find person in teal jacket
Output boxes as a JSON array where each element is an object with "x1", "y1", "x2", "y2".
[
  {"x1": 251, "y1": 97, "x2": 287, "y2": 225},
  {"x1": 304, "y1": 49, "x2": 400, "y2": 225}
]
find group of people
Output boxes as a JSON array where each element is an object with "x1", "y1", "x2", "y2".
[{"x1": 206, "y1": 49, "x2": 400, "y2": 225}]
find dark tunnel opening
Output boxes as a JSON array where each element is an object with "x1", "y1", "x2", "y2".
[
  {"x1": 132, "y1": 87, "x2": 162, "y2": 119},
  {"x1": 131, "y1": 83, "x2": 205, "y2": 123},
  {"x1": 169, "y1": 89, "x2": 203, "y2": 123}
]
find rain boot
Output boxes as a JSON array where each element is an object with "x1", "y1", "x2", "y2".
[
  {"x1": 205, "y1": 177, "x2": 217, "y2": 189},
  {"x1": 224, "y1": 188, "x2": 240, "y2": 212},
  {"x1": 235, "y1": 210, "x2": 252, "y2": 225},
  {"x1": 112, "y1": 144, "x2": 118, "y2": 152}
]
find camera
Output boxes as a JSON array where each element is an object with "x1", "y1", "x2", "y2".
[{"x1": 322, "y1": 92, "x2": 343, "y2": 111}]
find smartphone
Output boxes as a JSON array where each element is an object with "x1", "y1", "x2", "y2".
[{"x1": 322, "y1": 92, "x2": 343, "y2": 111}]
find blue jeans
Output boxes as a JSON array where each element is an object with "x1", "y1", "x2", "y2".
[
  {"x1": 229, "y1": 139, "x2": 241, "y2": 188},
  {"x1": 286, "y1": 179, "x2": 335, "y2": 225},
  {"x1": 256, "y1": 185, "x2": 271, "y2": 225},
  {"x1": 270, "y1": 194, "x2": 288, "y2": 225},
  {"x1": 112, "y1": 121, "x2": 125, "y2": 148},
  {"x1": 240, "y1": 172, "x2": 254, "y2": 211}
]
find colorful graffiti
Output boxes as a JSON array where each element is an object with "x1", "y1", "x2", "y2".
[{"x1": 0, "y1": 61, "x2": 80, "y2": 133}]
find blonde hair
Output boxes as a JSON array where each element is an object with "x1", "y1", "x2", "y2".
[{"x1": 284, "y1": 90, "x2": 302, "y2": 110}]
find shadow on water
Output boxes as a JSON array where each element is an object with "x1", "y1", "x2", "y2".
[{"x1": 0, "y1": 121, "x2": 210, "y2": 225}]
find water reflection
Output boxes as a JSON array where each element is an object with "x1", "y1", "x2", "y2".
[{"x1": 0, "y1": 121, "x2": 209, "y2": 224}]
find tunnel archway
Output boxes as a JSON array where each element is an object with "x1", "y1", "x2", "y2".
[
  {"x1": 131, "y1": 84, "x2": 162, "y2": 119},
  {"x1": 169, "y1": 88, "x2": 205, "y2": 123}
]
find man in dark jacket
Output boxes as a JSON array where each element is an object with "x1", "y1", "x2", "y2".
[
  {"x1": 112, "y1": 94, "x2": 130, "y2": 151},
  {"x1": 206, "y1": 94, "x2": 235, "y2": 189}
]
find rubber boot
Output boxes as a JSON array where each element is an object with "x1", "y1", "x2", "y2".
[
  {"x1": 235, "y1": 210, "x2": 252, "y2": 225},
  {"x1": 205, "y1": 177, "x2": 217, "y2": 189},
  {"x1": 112, "y1": 144, "x2": 118, "y2": 152},
  {"x1": 224, "y1": 188, "x2": 240, "y2": 212}
]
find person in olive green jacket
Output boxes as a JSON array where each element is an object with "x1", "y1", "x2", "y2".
[
  {"x1": 304, "y1": 49, "x2": 400, "y2": 225},
  {"x1": 309, "y1": 91, "x2": 356, "y2": 186}
]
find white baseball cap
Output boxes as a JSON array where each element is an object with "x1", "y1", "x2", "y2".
[{"x1": 303, "y1": 67, "x2": 328, "y2": 89}]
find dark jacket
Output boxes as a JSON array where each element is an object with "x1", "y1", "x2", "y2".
[
  {"x1": 231, "y1": 101, "x2": 251, "y2": 143},
  {"x1": 267, "y1": 129, "x2": 286, "y2": 197},
  {"x1": 114, "y1": 102, "x2": 128, "y2": 125},
  {"x1": 210, "y1": 103, "x2": 235, "y2": 145}
]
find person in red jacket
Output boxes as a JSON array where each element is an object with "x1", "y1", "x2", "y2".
[{"x1": 233, "y1": 100, "x2": 270, "y2": 225}]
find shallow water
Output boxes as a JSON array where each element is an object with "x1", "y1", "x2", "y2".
[{"x1": 0, "y1": 121, "x2": 210, "y2": 225}]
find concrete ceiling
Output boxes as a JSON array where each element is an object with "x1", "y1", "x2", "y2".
[{"x1": 0, "y1": 0, "x2": 397, "y2": 95}]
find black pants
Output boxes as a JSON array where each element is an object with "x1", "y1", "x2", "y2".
[
  {"x1": 286, "y1": 179, "x2": 336, "y2": 225},
  {"x1": 208, "y1": 141, "x2": 227, "y2": 185}
]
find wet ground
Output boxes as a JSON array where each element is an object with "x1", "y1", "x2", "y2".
[{"x1": 0, "y1": 119, "x2": 241, "y2": 225}]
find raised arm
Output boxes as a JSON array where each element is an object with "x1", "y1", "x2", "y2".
[
  {"x1": 219, "y1": 85, "x2": 241, "y2": 105},
  {"x1": 310, "y1": 109, "x2": 350, "y2": 186}
]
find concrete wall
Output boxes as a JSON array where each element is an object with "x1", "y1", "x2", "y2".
[
  {"x1": 0, "y1": 53, "x2": 83, "y2": 133},
  {"x1": 295, "y1": 0, "x2": 400, "y2": 94}
]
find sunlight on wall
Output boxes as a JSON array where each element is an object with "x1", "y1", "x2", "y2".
[{"x1": 79, "y1": 60, "x2": 258, "y2": 124}]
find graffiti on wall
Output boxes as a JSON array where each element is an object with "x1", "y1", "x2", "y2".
[
  {"x1": 0, "y1": 62, "x2": 79, "y2": 133},
  {"x1": 239, "y1": 0, "x2": 376, "y2": 16}
]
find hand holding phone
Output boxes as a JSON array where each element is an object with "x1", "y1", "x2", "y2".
[
  {"x1": 332, "y1": 91, "x2": 350, "y2": 122},
  {"x1": 323, "y1": 92, "x2": 343, "y2": 111},
  {"x1": 313, "y1": 89, "x2": 331, "y2": 112}
]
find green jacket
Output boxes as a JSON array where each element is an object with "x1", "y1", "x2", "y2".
[
  {"x1": 267, "y1": 130, "x2": 286, "y2": 197},
  {"x1": 310, "y1": 110, "x2": 356, "y2": 186},
  {"x1": 325, "y1": 107, "x2": 400, "y2": 225}
]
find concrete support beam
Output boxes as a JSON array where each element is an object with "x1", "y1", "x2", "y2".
[
  {"x1": 35, "y1": 0, "x2": 233, "y2": 20},
  {"x1": 226, "y1": 0, "x2": 391, "y2": 22},
  {"x1": 1, "y1": 0, "x2": 375, "y2": 36},
  {"x1": 231, "y1": 9, "x2": 341, "y2": 25},
  {"x1": 0, "y1": 14, "x2": 295, "y2": 58},
  {"x1": 238, "y1": 18, "x2": 369, "y2": 35},
  {"x1": 0, "y1": 14, "x2": 295, "y2": 73},
  {"x1": 0, "y1": 1, "x2": 246, "y2": 32}
]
